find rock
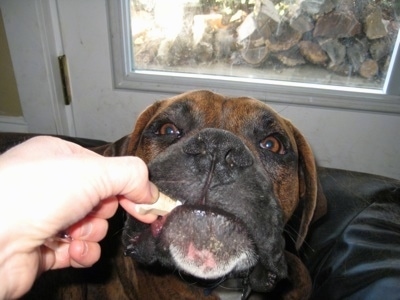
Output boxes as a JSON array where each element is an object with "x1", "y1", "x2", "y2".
[
  {"x1": 346, "y1": 38, "x2": 369, "y2": 72},
  {"x1": 266, "y1": 24, "x2": 302, "y2": 52},
  {"x1": 193, "y1": 14, "x2": 225, "y2": 45},
  {"x1": 254, "y1": 0, "x2": 280, "y2": 23},
  {"x1": 215, "y1": 28, "x2": 237, "y2": 60},
  {"x1": 388, "y1": 21, "x2": 400, "y2": 38},
  {"x1": 359, "y1": 59, "x2": 379, "y2": 78},
  {"x1": 237, "y1": 13, "x2": 257, "y2": 41},
  {"x1": 363, "y1": 6, "x2": 387, "y2": 39},
  {"x1": 273, "y1": 46, "x2": 306, "y2": 66},
  {"x1": 229, "y1": 10, "x2": 247, "y2": 24},
  {"x1": 328, "y1": 63, "x2": 352, "y2": 76},
  {"x1": 289, "y1": 13, "x2": 314, "y2": 33},
  {"x1": 258, "y1": 22, "x2": 274, "y2": 40},
  {"x1": 167, "y1": 34, "x2": 194, "y2": 66},
  {"x1": 254, "y1": 10, "x2": 270, "y2": 30},
  {"x1": 240, "y1": 21, "x2": 268, "y2": 49},
  {"x1": 299, "y1": 41, "x2": 328, "y2": 65},
  {"x1": 240, "y1": 45, "x2": 270, "y2": 66},
  {"x1": 251, "y1": 36, "x2": 266, "y2": 48},
  {"x1": 155, "y1": 39, "x2": 174, "y2": 65},
  {"x1": 369, "y1": 38, "x2": 390, "y2": 61},
  {"x1": 336, "y1": 0, "x2": 355, "y2": 13},
  {"x1": 318, "y1": 38, "x2": 346, "y2": 65},
  {"x1": 314, "y1": 11, "x2": 361, "y2": 38},
  {"x1": 135, "y1": 39, "x2": 160, "y2": 66},
  {"x1": 300, "y1": 0, "x2": 335, "y2": 15},
  {"x1": 380, "y1": 55, "x2": 391, "y2": 76},
  {"x1": 194, "y1": 41, "x2": 214, "y2": 63},
  {"x1": 237, "y1": 12, "x2": 275, "y2": 66},
  {"x1": 253, "y1": 3, "x2": 279, "y2": 36},
  {"x1": 353, "y1": 0, "x2": 373, "y2": 19}
]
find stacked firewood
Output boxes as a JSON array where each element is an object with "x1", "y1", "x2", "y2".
[{"x1": 133, "y1": 0, "x2": 399, "y2": 80}]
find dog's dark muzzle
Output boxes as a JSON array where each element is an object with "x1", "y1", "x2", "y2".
[{"x1": 124, "y1": 128, "x2": 287, "y2": 292}]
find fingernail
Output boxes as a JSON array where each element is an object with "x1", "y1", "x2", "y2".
[
  {"x1": 80, "y1": 222, "x2": 92, "y2": 238},
  {"x1": 149, "y1": 182, "x2": 159, "y2": 204},
  {"x1": 80, "y1": 241, "x2": 89, "y2": 256}
]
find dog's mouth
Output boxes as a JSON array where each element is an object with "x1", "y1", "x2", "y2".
[
  {"x1": 126, "y1": 204, "x2": 258, "y2": 280},
  {"x1": 124, "y1": 187, "x2": 287, "y2": 293},
  {"x1": 157, "y1": 205, "x2": 258, "y2": 279}
]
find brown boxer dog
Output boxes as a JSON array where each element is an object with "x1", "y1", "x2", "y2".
[
  {"x1": 24, "y1": 90, "x2": 326, "y2": 300},
  {"x1": 97, "y1": 90, "x2": 327, "y2": 299}
]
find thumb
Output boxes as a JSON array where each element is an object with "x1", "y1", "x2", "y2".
[
  {"x1": 100, "y1": 156, "x2": 158, "y2": 203},
  {"x1": 100, "y1": 156, "x2": 159, "y2": 223}
]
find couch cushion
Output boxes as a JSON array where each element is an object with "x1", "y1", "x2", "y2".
[
  {"x1": 0, "y1": 132, "x2": 108, "y2": 154},
  {"x1": 303, "y1": 168, "x2": 400, "y2": 299}
]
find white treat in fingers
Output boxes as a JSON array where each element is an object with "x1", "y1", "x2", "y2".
[{"x1": 135, "y1": 192, "x2": 182, "y2": 216}]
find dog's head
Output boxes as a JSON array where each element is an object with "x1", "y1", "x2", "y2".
[{"x1": 103, "y1": 90, "x2": 326, "y2": 295}]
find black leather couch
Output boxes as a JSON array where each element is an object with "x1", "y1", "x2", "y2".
[
  {"x1": 303, "y1": 168, "x2": 400, "y2": 299},
  {"x1": 1, "y1": 132, "x2": 400, "y2": 299}
]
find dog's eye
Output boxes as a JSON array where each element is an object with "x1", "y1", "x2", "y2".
[
  {"x1": 260, "y1": 135, "x2": 285, "y2": 154},
  {"x1": 158, "y1": 123, "x2": 181, "y2": 136}
]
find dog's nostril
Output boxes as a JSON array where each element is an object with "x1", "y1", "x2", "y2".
[
  {"x1": 225, "y1": 150, "x2": 235, "y2": 167},
  {"x1": 183, "y1": 136, "x2": 207, "y2": 155},
  {"x1": 183, "y1": 132, "x2": 254, "y2": 168},
  {"x1": 225, "y1": 149, "x2": 253, "y2": 168}
]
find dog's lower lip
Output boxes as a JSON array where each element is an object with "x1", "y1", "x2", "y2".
[
  {"x1": 149, "y1": 203, "x2": 187, "y2": 237},
  {"x1": 149, "y1": 206, "x2": 215, "y2": 238},
  {"x1": 161, "y1": 205, "x2": 258, "y2": 279},
  {"x1": 150, "y1": 215, "x2": 168, "y2": 237}
]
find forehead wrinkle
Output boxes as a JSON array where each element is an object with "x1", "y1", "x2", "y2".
[
  {"x1": 183, "y1": 95, "x2": 225, "y2": 128},
  {"x1": 163, "y1": 96, "x2": 225, "y2": 129},
  {"x1": 203, "y1": 98, "x2": 224, "y2": 127},
  {"x1": 221, "y1": 98, "x2": 275, "y2": 134},
  {"x1": 162, "y1": 99, "x2": 192, "y2": 117}
]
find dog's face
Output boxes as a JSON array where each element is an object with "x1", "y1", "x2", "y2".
[{"x1": 109, "y1": 90, "x2": 324, "y2": 295}]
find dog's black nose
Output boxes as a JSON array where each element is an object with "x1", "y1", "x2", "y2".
[{"x1": 182, "y1": 128, "x2": 253, "y2": 171}]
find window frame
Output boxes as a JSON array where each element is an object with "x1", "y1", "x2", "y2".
[{"x1": 108, "y1": 0, "x2": 400, "y2": 114}]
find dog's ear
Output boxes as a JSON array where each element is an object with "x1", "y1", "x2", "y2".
[
  {"x1": 126, "y1": 101, "x2": 163, "y2": 155},
  {"x1": 91, "y1": 101, "x2": 163, "y2": 157},
  {"x1": 290, "y1": 124, "x2": 327, "y2": 250},
  {"x1": 91, "y1": 135, "x2": 132, "y2": 156}
]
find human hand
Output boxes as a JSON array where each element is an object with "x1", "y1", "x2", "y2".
[{"x1": 0, "y1": 136, "x2": 158, "y2": 299}]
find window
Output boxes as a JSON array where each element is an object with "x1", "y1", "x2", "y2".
[{"x1": 109, "y1": 0, "x2": 400, "y2": 113}]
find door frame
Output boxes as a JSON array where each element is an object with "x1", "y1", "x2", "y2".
[{"x1": 0, "y1": 0, "x2": 74, "y2": 135}]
